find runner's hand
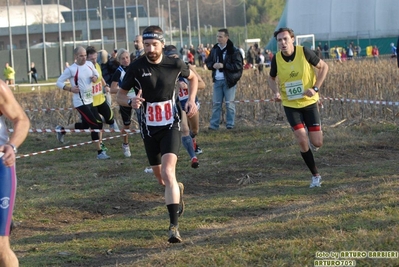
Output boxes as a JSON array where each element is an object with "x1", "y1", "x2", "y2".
[
  {"x1": 131, "y1": 89, "x2": 145, "y2": 109},
  {"x1": 185, "y1": 100, "x2": 198, "y2": 118}
]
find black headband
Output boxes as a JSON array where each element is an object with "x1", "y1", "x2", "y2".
[{"x1": 142, "y1": 32, "x2": 164, "y2": 42}]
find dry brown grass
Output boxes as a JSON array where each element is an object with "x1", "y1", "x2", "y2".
[
  {"x1": 198, "y1": 57, "x2": 399, "y2": 127},
  {"x1": 16, "y1": 57, "x2": 399, "y2": 132}
]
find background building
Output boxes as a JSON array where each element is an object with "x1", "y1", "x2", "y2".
[
  {"x1": 0, "y1": 4, "x2": 159, "y2": 82},
  {"x1": 266, "y1": 0, "x2": 399, "y2": 56}
]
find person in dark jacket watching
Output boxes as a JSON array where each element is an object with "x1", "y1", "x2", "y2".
[
  {"x1": 97, "y1": 49, "x2": 119, "y2": 86},
  {"x1": 205, "y1": 28, "x2": 243, "y2": 130}
]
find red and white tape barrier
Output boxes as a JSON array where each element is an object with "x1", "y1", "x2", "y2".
[
  {"x1": 22, "y1": 96, "x2": 399, "y2": 113},
  {"x1": 319, "y1": 97, "x2": 399, "y2": 106},
  {"x1": 14, "y1": 95, "x2": 399, "y2": 159},
  {"x1": 8, "y1": 129, "x2": 141, "y2": 133},
  {"x1": 16, "y1": 133, "x2": 133, "y2": 159},
  {"x1": 24, "y1": 107, "x2": 74, "y2": 112},
  {"x1": 202, "y1": 97, "x2": 399, "y2": 105}
]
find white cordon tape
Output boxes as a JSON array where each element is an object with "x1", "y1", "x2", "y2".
[
  {"x1": 319, "y1": 97, "x2": 399, "y2": 106},
  {"x1": 15, "y1": 82, "x2": 62, "y2": 88},
  {"x1": 14, "y1": 95, "x2": 398, "y2": 159},
  {"x1": 15, "y1": 133, "x2": 135, "y2": 159},
  {"x1": 22, "y1": 97, "x2": 399, "y2": 113},
  {"x1": 24, "y1": 107, "x2": 74, "y2": 112},
  {"x1": 202, "y1": 97, "x2": 399, "y2": 105}
]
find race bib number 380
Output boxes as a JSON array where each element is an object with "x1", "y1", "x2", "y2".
[
  {"x1": 146, "y1": 100, "x2": 174, "y2": 126},
  {"x1": 285, "y1": 80, "x2": 304, "y2": 100}
]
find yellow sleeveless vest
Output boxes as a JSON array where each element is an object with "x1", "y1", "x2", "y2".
[
  {"x1": 276, "y1": 46, "x2": 318, "y2": 108},
  {"x1": 92, "y1": 63, "x2": 106, "y2": 107}
]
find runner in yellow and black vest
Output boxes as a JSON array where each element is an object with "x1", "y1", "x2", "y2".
[
  {"x1": 268, "y1": 27, "x2": 329, "y2": 188},
  {"x1": 86, "y1": 46, "x2": 118, "y2": 155}
]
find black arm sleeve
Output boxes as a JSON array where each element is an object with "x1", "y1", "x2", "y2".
[
  {"x1": 269, "y1": 55, "x2": 277, "y2": 77},
  {"x1": 303, "y1": 46, "x2": 320, "y2": 67}
]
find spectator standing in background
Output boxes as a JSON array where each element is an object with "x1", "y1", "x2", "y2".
[
  {"x1": 347, "y1": 44, "x2": 354, "y2": 60},
  {"x1": 180, "y1": 45, "x2": 189, "y2": 63},
  {"x1": 372, "y1": 45, "x2": 379, "y2": 63},
  {"x1": 187, "y1": 50, "x2": 195, "y2": 65},
  {"x1": 334, "y1": 46, "x2": 342, "y2": 64},
  {"x1": 390, "y1": 42, "x2": 397, "y2": 58},
  {"x1": 323, "y1": 43, "x2": 329, "y2": 59},
  {"x1": 205, "y1": 28, "x2": 244, "y2": 130},
  {"x1": 317, "y1": 42, "x2": 323, "y2": 58},
  {"x1": 130, "y1": 35, "x2": 144, "y2": 62},
  {"x1": 28, "y1": 62, "x2": 38, "y2": 83},
  {"x1": 108, "y1": 49, "x2": 119, "y2": 83},
  {"x1": 315, "y1": 46, "x2": 322, "y2": 59},
  {"x1": 189, "y1": 44, "x2": 196, "y2": 65},
  {"x1": 197, "y1": 44, "x2": 205, "y2": 67},
  {"x1": 246, "y1": 46, "x2": 254, "y2": 66},
  {"x1": 3, "y1": 63, "x2": 15, "y2": 86},
  {"x1": 110, "y1": 49, "x2": 118, "y2": 64},
  {"x1": 251, "y1": 44, "x2": 260, "y2": 67},
  {"x1": 264, "y1": 50, "x2": 272, "y2": 66},
  {"x1": 257, "y1": 51, "x2": 265, "y2": 74},
  {"x1": 355, "y1": 45, "x2": 362, "y2": 58},
  {"x1": 97, "y1": 50, "x2": 112, "y2": 86},
  {"x1": 341, "y1": 48, "x2": 347, "y2": 62}
]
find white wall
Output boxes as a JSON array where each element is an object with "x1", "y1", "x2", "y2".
[
  {"x1": 284, "y1": 0, "x2": 399, "y2": 39},
  {"x1": 0, "y1": 5, "x2": 70, "y2": 27}
]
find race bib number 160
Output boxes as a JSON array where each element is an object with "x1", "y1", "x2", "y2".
[
  {"x1": 146, "y1": 100, "x2": 174, "y2": 126},
  {"x1": 285, "y1": 80, "x2": 304, "y2": 100}
]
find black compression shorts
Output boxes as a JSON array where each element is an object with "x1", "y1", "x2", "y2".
[
  {"x1": 143, "y1": 124, "x2": 181, "y2": 165},
  {"x1": 283, "y1": 103, "x2": 321, "y2": 132}
]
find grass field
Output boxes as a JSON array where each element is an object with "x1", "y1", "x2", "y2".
[{"x1": 8, "y1": 57, "x2": 399, "y2": 266}]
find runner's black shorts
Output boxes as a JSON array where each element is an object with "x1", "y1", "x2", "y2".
[
  {"x1": 284, "y1": 103, "x2": 321, "y2": 132},
  {"x1": 143, "y1": 124, "x2": 181, "y2": 166}
]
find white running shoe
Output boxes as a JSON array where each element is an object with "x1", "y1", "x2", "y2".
[
  {"x1": 97, "y1": 151, "x2": 110, "y2": 160},
  {"x1": 168, "y1": 224, "x2": 182, "y2": 243},
  {"x1": 309, "y1": 175, "x2": 322, "y2": 188},
  {"x1": 195, "y1": 145, "x2": 203, "y2": 155},
  {"x1": 144, "y1": 167, "x2": 153, "y2": 173},
  {"x1": 122, "y1": 143, "x2": 131, "y2": 157}
]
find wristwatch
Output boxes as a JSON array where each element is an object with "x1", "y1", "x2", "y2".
[
  {"x1": 312, "y1": 86, "x2": 319, "y2": 93},
  {"x1": 7, "y1": 143, "x2": 17, "y2": 153}
]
